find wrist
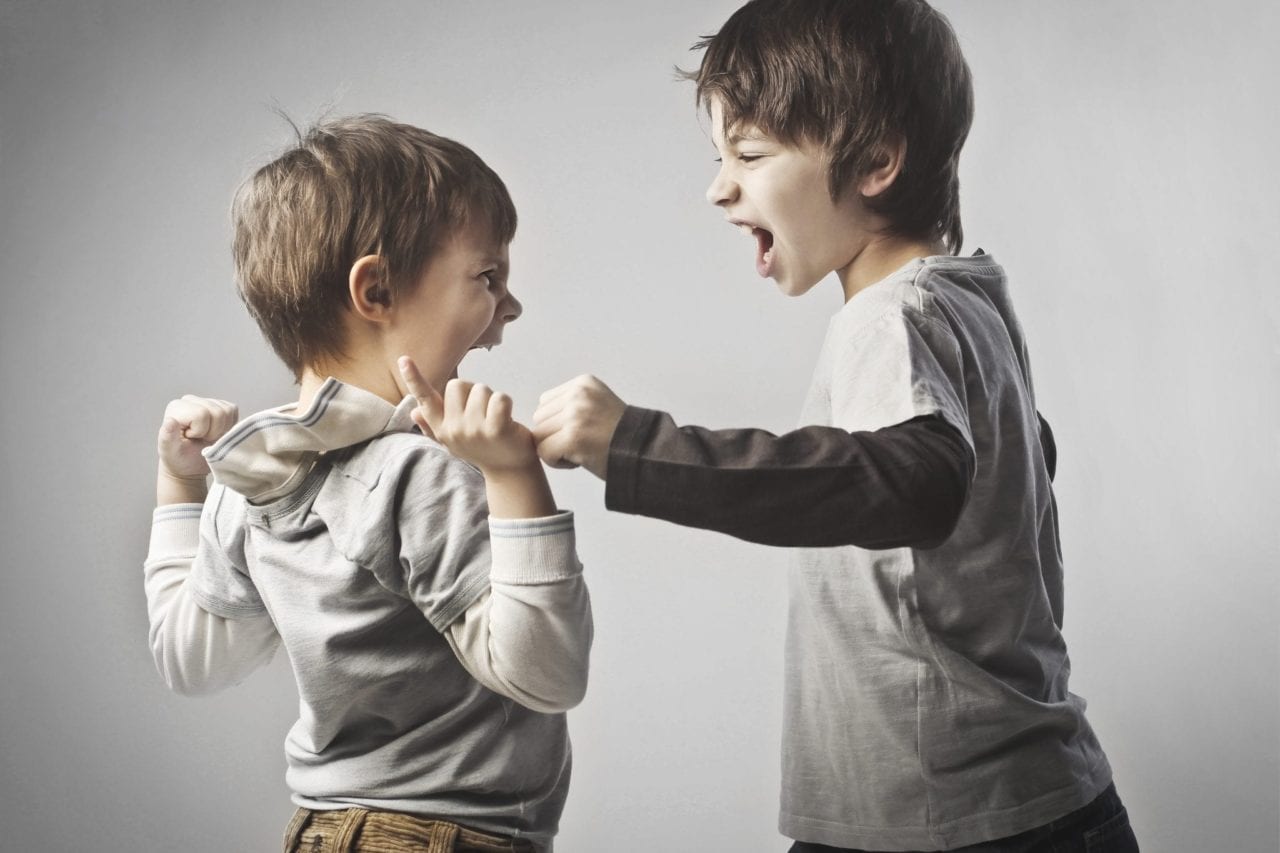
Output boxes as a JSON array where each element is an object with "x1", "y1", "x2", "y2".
[
  {"x1": 481, "y1": 459, "x2": 556, "y2": 519},
  {"x1": 478, "y1": 455, "x2": 543, "y2": 487},
  {"x1": 157, "y1": 465, "x2": 209, "y2": 505}
]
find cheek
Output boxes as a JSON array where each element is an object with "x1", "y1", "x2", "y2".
[
  {"x1": 474, "y1": 296, "x2": 499, "y2": 327},
  {"x1": 775, "y1": 185, "x2": 821, "y2": 235}
]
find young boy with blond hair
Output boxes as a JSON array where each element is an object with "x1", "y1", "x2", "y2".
[
  {"x1": 533, "y1": 1, "x2": 1138, "y2": 850},
  {"x1": 145, "y1": 115, "x2": 591, "y2": 853}
]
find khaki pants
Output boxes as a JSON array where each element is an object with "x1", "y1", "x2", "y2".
[{"x1": 284, "y1": 808, "x2": 537, "y2": 853}]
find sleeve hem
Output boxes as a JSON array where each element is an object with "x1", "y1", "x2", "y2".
[
  {"x1": 426, "y1": 569, "x2": 492, "y2": 633},
  {"x1": 190, "y1": 584, "x2": 268, "y2": 619},
  {"x1": 147, "y1": 503, "x2": 203, "y2": 562},
  {"x1": 489, "y1": 511, "x2": 581, "y2": 585}
]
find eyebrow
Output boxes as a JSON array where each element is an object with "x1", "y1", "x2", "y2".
[
  {"x1": 474, "y1": 254, "x2": 508, "y2": 272},
  {"x1": 712, "y1": 130, "x2": 770, "y2": 150}
]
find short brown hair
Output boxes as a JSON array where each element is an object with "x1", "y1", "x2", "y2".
[
  {"x1": 232, "y1": 114, "x2": 517, "y2": 379},
  {"x1": 686, "y1": 0, "x2": 973, "y2": 253}
]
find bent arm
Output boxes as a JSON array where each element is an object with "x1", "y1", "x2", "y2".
[
  {"x1": 605, "y1": 408, "x2": 973, "y2": 549},
  {"x1": 445, "y1": 513, "x2": 592, "y2": 714},
  {"x1": 145, "y1": 505, "x2": 279, "y2": 696}
]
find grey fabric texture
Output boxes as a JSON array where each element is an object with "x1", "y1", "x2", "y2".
[
  {"x1": 780, "y1": 254, "x2": 1112, "y2": 851},
  {"x1": 190, "y1": 380, "x2": 573, "y2": 849}
]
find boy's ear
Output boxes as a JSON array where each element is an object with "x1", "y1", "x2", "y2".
[
  {"x1": 858, "y1": 137, "x2": 907, "y2": 200},
  {"x1": 349, "y1": 255, "x2": 393, "y2": 321}
]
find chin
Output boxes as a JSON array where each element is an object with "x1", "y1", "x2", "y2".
[{"x1": 774, "y1": 277, "x2": 816, "y2": 298}]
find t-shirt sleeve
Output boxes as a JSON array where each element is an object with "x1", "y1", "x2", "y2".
[
  {"x1": 830, "y1": 305, "x2": 974, "y2": 452},
  {"x1": 187, "y1": 485, "x2": 267, "y2": 619},
  {"x1": 373, "y1": 446, "x2": 493, "y2": 633}
]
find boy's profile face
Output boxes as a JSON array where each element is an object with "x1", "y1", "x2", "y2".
[
  {"x1": 705, "y1": 98, "x2": 868, "y2": 297},
  {"x1": 387, "y1": 221, "x2": 520, "y2": 389}
]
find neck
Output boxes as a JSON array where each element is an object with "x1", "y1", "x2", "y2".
[
  {"x1": 837, "y1": 233, "x2": 947, "y2": 303},
  {"x1": 298, "y1": 358, "x2": 404, "y2": 410}
]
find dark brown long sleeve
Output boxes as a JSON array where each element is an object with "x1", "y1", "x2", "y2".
[{"x1": 604, "y1": 407, "x2": 975, "y2": 549}]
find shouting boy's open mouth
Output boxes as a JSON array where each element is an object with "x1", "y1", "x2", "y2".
[
  {"x1": 753, "y1": 227, "x2": 775, "y2": 277},
  {"x1": 732, "y1": 219, "x2": 776, "y2": 278}
]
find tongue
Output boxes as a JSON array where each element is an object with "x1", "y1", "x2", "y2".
[{"x1": 754, "y1": 228, "x2": 775, "y2": 277}]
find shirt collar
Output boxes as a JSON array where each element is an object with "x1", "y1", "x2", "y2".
[{"x1": 203, "y1": 377, "x2": 420, "y2": 503}]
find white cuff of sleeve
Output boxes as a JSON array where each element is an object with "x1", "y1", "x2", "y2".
[
  {"x1": 148, "y1": 503, "x2": 203, "y2": 562},
  {"x1": 487, "y1": 510, "x2": 580, "y2": 585}
]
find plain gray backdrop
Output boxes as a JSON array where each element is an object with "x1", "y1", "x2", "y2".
[{"x1": 1, "y1": 1, "x2": 1277, "y2": 850}]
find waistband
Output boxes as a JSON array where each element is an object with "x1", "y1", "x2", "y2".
[{"x1": 283, "y1": 807, "x2": 536, "y2": 853}]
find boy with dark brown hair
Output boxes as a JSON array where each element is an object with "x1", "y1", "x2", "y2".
[{"x1": 533, "y1": 1, "x2": 1137, "y2": 850}]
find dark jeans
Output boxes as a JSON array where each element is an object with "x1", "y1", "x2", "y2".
[{"x1": 788, "y1": 783, "x2": 1138, "y2": 852}]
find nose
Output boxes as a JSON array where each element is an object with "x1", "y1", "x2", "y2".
[
  {"x1": 499, "y1": 289, "x2": 522, "y2": 325},
  {"x1": 705, "y1": 164, "x2": 737, "y2": 207}
]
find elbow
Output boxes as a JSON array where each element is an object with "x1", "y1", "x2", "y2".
[
  {"x1": 549, "y1": 672, "x2": 590, "y2": 712},
  {"x1": 157, "y1": 659, "x2": 239, "y2": 697},
  {"x1": 912, "y1": 519, "x2": 961, "y2": 551},
  {"x1": 909, "y1": 487, "x2": 969, "y2": 550},
  {"x1": 506, "y1": 640, "x2": 593, "y2": 714},
  {"x1": 513, "y1": 647, "x2": 592, "y2": 713},
  {"x1": 163, "y1": 673, "x2": 219, "y2": 698},
  {"x1": 152, "y1": 654, "x2": 219, "y2": 697},
  {"x1": 916, "y1": 478, "x2": 970, "y2": 548},
  {"x1": 149, "y1": 627, "x2": 222, "y2": 698},
  {"x1": 515, "y1": 675, "x2": 588, "y2": 714},
  {"x1": 864, "y1": 481, "x2": 969, "y2": 551},
  {"x1": 912, "y1": 438, "x2": 973, "y2": 550}
]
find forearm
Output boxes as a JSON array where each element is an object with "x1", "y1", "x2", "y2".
[
  {"x1": 446, "y1": 513, "x2": 591, "y2": 712},
  {"x1": 482, "y1": 461, "x2": 556, "y2": 520},
  {"x1": 606, "y1": 407, "x2": 973, "y2": 549},
  {"x1": 145, "y1": 505, "x2": 278, "y2": 695}
]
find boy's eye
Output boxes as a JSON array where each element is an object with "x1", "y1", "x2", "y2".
[{"x1": 738, "y1": 154, "x2": 763, "y2": 163}]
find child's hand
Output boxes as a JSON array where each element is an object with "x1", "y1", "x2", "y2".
[
  {"x1": 156, "y1": 395, "x2": 238, "y2": 504},
  {"x1": 399, "y1": 356, "x2": 537, "y2": 475},
  {"x1": 531, "y1": 375, "x2": 626, "y2": 481}
]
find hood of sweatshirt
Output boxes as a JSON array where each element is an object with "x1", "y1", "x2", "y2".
[{"x1": 202, "y1": 378, "x2": 419, "y2": 504}]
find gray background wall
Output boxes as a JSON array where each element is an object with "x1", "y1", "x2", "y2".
[{"x1": 1, "y1": 1, "x2": 1276, "y2": 850}]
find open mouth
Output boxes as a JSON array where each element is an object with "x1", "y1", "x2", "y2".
[{"x1": 753, "y1": 227, "x2": 775, "y2": 277}]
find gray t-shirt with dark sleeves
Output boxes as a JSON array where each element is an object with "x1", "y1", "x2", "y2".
[{"x1": 780, "y1": 254, "x2": 1112, "y2": 851}]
